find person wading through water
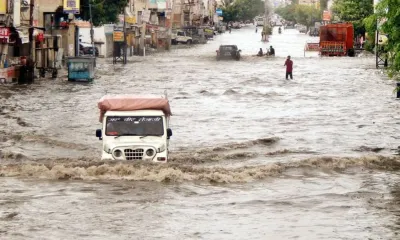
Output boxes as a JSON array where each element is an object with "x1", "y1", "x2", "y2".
[{"x1": 284, "y1": 55, "x2": 293, "y2": 80}]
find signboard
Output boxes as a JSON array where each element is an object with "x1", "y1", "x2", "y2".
[
  {"x1": 142, "y1": 10, "x2": 151, "y2": 23},
  {"x1": 125, "y1": 16, "x2": 136, "y2": 24},
  {"x1": 157, "y1": 0, "x2": 166, "y2": 9},
  {"x1": 104, "y1": 24, "x2": 115, "y2": 35},
  {"x1": 305, "y1": 42, "x2": 319, "y2": 51},
  {"x1": 13, "y1": 0, "x2": 20, "y2": 27},
  {"x1": 0, "y1": 0, "x2": 6, "y2": 14},
  {"x1": 216, "y1": 8, "x2": 223, "y2": 16},
  {"x1": 0, "y1": 27, "x2": 9, "y2": 43},
  {"x1": 0, "y1": 27, "x2": 10, "y2": 38},
  {"x1": 113, "y1": 31, "x2": 124, "y2": 42},
  {"x1": 119, "y1": 13, "x2": 136, "y2": 25},
  {"x1": 322, "y1": 10, "x2": 331, "y2": 21},
  {"x1": 63, "y1": 0, "x2": 80, "y2": 14}
]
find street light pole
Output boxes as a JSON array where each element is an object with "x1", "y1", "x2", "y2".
[
  {"x1": 28, "y1": 0, "x2": 35, "y2": 84},
  {"x1": 89, "y1": 3, "x2": 96, "y2": 65},
  {"x1": 123, "y1": 6, "x2": 127, "y2": 64}
]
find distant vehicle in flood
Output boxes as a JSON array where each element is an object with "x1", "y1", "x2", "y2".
[
  {"x1": 171, "y1": 30, "x2": 193, "y2": 45},
  {"x1": 255, "y1": 16, "x2": 264, "y2": 26},
  {"x1": 216, "y1": 45, "x2": 241, "y2": 61}
]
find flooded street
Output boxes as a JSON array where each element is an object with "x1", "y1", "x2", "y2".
[{"x1": 2, "y1": 25, "x2": 400, "y2": 239}]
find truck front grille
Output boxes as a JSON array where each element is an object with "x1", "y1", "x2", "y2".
[{"x1": 124, "y1": 148, "x2": 144, "y2": 160}]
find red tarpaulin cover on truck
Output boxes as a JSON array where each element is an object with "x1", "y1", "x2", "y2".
[{"x1": 98, "y1": 95, "x2": 172, "y2": 122}]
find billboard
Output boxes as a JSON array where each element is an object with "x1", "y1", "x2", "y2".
[
  {"x1": 0, "y1": 0, "x2": 6, "y2": 14},
  {"x1": 322, "y1": 10, "x2": 331, "y2": 21},
  {"x1": 113, "y1": 31, "x2": 124, "y2": 42},
  {"x1": 63, "y1": 0, "x2": 80, "y2": 14},
  {"x1": 104, "y1": 24, "x2": 115, "y2": 35}
]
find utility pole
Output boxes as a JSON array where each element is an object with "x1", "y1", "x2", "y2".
[
  {"x1": 89, "y1": 3, "x2": 96, "y2": 65},
  {"x1": 141, "y1": 3, "x2": 148, "y2": 56},
  {"x1": 28, "y1": 0, "x2": 35, "y2": 84},
  {"x1": 123, "y1": 6, "x2": 127, "y2": 64}
]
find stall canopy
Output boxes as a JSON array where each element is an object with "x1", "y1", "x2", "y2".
[{"x1": 98, "y1": 95, "x2": 172, "y2": 122}]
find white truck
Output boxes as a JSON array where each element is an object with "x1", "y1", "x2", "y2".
[
  {"x1": 171, "y1": 30, "x2": 193, "y2": 45},
  {"x1": 95, "y1": 95, "x2": 173, "y2": 162},
  {"x1": 255, "y1": 16, "x2": 264, "y2": 27}
]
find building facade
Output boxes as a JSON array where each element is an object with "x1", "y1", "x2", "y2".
[{"x1": 298, "y1": 0, "x2": 320, "y2": 7}]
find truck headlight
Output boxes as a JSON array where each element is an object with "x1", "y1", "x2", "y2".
[
  {"x1": 146, "y1": 149, "x2": 155, "y2": 156},
  {"x1": 114, "y1": 149, "x2": 123, "y2": 158}
]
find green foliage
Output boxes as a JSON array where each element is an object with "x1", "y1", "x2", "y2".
[
  {"x1": 79, "y1": 0, "x2": 129, "y2": 26},
  {"x1": 294, "y1": 5, "x2": 321, "y2": 27},
  {"x1": 222, "y1": 0, "x2": 264, "y2": 22},
  {"x1": 363, "y1": 14, "x2": 377, "y2": 49},
  {"x1": 275, "y1": 4, "x2": 296, "y2": 23},
  {"x1": 331, "y1": 0, "x2": 373, "y2": 36},
  {"x1": 275, "y1": 4, "x2": 320, "y2": 27},
  {"x1": 373, "y1": 0, "x2": 400, "y2": 79}
]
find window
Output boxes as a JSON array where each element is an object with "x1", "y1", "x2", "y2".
[{"x1": 44, "y1": 12, "x2": 70, "y2": 31}]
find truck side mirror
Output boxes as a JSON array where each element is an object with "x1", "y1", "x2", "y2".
[
  {"x1": 167, "y1": 128, "x2": 173, "y2": 139},
  {"x1": 96, "y1": 129, "x2": 102, "y2": 140}
]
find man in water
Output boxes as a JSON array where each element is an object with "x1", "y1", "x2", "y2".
[
  {"x1": 257, "y1": 48, "x2": 263, "y2": 56},
  {"x1": 284, "y1": 55, "x2": 293, "y2": 80},
  {"x1": 268, "y1": 46, "x2": 275, "y2": 56}
]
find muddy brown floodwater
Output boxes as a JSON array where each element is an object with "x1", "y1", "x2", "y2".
[{"x1": 1, "y1": 26, "x2": 400, "y2": 239}]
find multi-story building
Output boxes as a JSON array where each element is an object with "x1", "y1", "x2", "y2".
[{"x1": 169, "y1": 0, "x2": 213, "y2": 28}]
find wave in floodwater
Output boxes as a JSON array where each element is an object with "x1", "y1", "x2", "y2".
[{"x1": 1, "y1": 155, "x2": 400, "y2": 183}]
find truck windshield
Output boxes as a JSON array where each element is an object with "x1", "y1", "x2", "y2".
[{"x1": 105, "y1": 116, "x2": 164, "y2": 136}]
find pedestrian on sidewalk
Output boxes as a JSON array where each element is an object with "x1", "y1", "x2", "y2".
[{"x1": 284, "y1": 56, "x2": 293, "y2": 80}]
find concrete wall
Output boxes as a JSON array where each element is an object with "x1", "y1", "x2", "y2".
[
  {"x1": 79, "y1": 26, "x2": 109, "y2": 57},
  {"x1": 36, "y1": 0, "x2": 62, "y2": 27}
]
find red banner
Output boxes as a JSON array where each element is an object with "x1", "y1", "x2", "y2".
[
  {"x1": 0, "y1": 27, "x2": 9, "y2": 37},
  {"x1": 322, "y1": 11, "x2": 331, "y2": 21},
  {"x1": 305, "y1": 43, "x2": 320, "y2": 51}
]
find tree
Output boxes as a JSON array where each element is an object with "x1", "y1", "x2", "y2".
[
  {"x1": 79, "y1": 0, "x2": 129, "y2": 26},
  {"x1": 320, "y1": 0, "x2": 328, "y2": 12},
  {"x1": 222, "y1": 5, "x2": 239, "y2": 22},
  {"x1": 331, "y1": 0, "x2": 374, "y2": 36},
  {"x1": 294, "y1": 5, "x2": 321, "y2": 28},
  {"x1": 222, "y1": 0, "x2": 264, "y2": 22},
  {"x1": 275, "y1": 4, "x2": 296, "y2": 23},
  {"x1": 372, "y1": 0, "x2": 400, "y2": 78}
]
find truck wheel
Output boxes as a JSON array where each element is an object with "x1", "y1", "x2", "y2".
[{"x1": 187, "y1": 40, "x2": 192, "y2": 44}]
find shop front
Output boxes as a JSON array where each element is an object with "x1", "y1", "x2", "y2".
[{"x1": 0, "y1": 27, "x2": 33, "y2": 84}]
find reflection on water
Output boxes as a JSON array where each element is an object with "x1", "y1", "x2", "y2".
[{"x1": 0, "y1": 25, "x2": 400, "y2": 239}]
